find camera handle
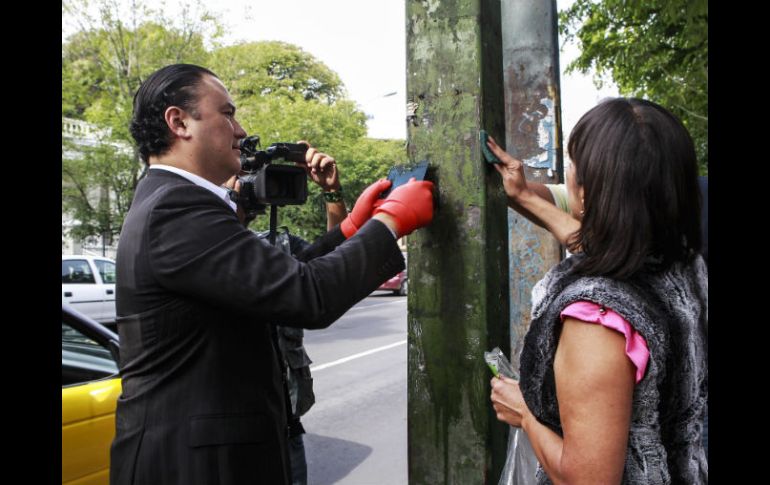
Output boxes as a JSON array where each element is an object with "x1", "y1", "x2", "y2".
[{"x1": 268, "y1": 204, "x2": 279, "y2": 246}]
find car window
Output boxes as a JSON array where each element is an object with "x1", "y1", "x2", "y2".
[
  {"x1": 62, "y1": 322, "x2": 118, "y2": 387},
  {"x1": 95, "y1": 259, "x2": 116, "y2": 284},
  {"x1": 62, "y1": 260, "x2": 96, "y2": 284}
]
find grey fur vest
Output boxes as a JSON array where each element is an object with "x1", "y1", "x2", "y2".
[{"x1": 519, "y1": 254, "x2": 708, "y2": 484}]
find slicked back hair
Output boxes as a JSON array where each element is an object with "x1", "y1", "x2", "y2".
[
  {"x1": 566, "y1": 97, "x2": 702, "y2": 279},
  {"x1": 130, "y1": 64, "x2": 217, "y2": 164}
]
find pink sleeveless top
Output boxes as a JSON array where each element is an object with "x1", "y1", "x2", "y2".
[{"x1": 560, "y1": 301, "x2": 649, "y2": 384}]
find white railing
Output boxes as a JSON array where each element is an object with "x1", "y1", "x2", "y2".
[
  {"x1": 62, "y1": 117, "x2": 132, "y2": 154},
  {"x1": 62, "y1": 117, "x2": 112, "y2": 139}
]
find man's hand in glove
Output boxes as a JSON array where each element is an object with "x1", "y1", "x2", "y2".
[
  {"x1": 340, "y1": 178, "x2": 392, "y2": 238},
  {"x1": 372, "y1": 178, "x2": 434, "y2": 237}
]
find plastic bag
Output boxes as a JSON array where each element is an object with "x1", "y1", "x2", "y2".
[
  {"x1": 498, "y1": 426, "x2": 538, "y2": 485},
  {"x1": 485, "y1": 347, "x2": 539, "y2": 485},
  {"x1": 484, "y1": 347, "x2": 516, "y2": 380}
]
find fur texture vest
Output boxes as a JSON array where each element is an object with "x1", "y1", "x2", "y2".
[{"x1": 519, "y1": 254, "x2": 708, "y2": 484}]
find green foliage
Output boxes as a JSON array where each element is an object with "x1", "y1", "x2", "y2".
[
  {"x1": 62, "y1": 139, "x2": 137, "y2": 242},
  {"x1": 210, "y1": 41, "x2": 344, "y2": 103},
  {"x1": 63, "y1": 1, "x2": 217, "y2": 143},
  {"x1": 62, "y1": 0, "x2": 221, "y2": 242},
  {"x1": 209, "y1": 42, "x2": 406, "y2": 241},
  {"x1": 63, "y1": 4, "x2": 405, "y2": 244},
  {"x1": 560, "y1": 0, "x2": 708, "y2": 171}
]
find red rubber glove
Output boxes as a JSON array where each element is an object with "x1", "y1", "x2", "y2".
[
  {"x1": 373, "y1": 178, "x2": 434, "y2": 236},
  {"x1": 340, "y1": 178, "x2": 393, "y2": 238}
]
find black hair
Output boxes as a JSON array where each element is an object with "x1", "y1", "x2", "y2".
[
  {"x1": 130, "y1": 64, "x2": 218, "y2": 164},
  {"x1": 566, "y1": 97, "x2": 702, "y2": 279}
]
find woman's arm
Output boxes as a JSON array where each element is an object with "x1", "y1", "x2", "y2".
[
  {"x1": 486, "y1": 136, "x2": 581, "y2": 246},
  {"x1": 491, "y1": 317, "x2": 635, "y2": 485}
]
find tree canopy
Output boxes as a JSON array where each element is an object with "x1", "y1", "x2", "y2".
[
  {"x1": 62, "y1": 0, "x2": 218, "y2": 245},
  {"x1": 209, "y1": 41, "x2": 404, "y2": 240},
  {"x1": 560, "y1": 0, "x2": 708, "y2": 171},
  {"x1": 62, "y1": 0, "x2": 217, "y2": 142},
  {"x1": 210, "y1": 41, "x2": 345, "y2": 103},
  {"x1": 62, "y1": 140, "x2": 136, "y2": 243},
  {"x1": 63, "y1": 4, "x2": 404, "y2": 244}
]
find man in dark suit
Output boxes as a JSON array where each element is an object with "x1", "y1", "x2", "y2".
[{"x1": 110, "y1": 64, "x2": 434, "y2": 485}]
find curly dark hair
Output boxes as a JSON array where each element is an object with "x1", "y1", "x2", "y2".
[
  {"x1": 130, "y1": 64, "x2": 218, "y2": 164},
  {"x1": 566, "y1": 97, "x2": 702, "y2": 279}
]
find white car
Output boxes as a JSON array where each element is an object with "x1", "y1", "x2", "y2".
[{"x1": 62, "y1": 255, "x2": 117, "y2": 325}]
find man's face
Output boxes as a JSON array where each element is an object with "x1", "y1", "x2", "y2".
[{"x1": 186, "y1": 74, "x2": 248, "y2": 184}]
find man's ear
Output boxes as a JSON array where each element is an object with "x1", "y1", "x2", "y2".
[{"x1": 164, "y1": 106, "x2": 192, "y2": 139}]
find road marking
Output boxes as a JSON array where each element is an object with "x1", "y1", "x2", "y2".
[
  {"x1": 347, "y1": 299, "x2": 407, "y2": 312},
  {"x1": 310, "y1": 339, "x2": 407, "y2": 372}
]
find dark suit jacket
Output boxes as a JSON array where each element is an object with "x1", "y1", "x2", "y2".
[{"x1": 110, "y1": 169, "x2": 404, "y2": 485}]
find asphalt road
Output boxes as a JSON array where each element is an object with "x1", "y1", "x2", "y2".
[{"x1": 302, "y1": 293, "x2": 408, "y2": 485}]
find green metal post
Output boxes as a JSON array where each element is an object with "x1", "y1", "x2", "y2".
[
  {"x1": 406, "y1": 1, "x2": 510, "y2": 483},
  {"x1": 501, "y1": 0, "x2": 564, "y2": 374}
]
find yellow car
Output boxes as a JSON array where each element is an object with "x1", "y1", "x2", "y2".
[{"x1": 62, "y1": 304, "x2": 121, "y2": 485}]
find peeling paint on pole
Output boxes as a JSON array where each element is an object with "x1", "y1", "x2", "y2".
[
  {"x1": 501, "y1": 0, "x2": 564, "y2": 374},
  {"x1": 406, "y1": 0, "x2": 510, "y2": 483}
]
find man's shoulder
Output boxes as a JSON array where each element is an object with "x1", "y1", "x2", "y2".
[
  {"x1": 127, "y1": 173, "x2": 234, "y2": 233},
  {"x1": 135, "y1": 169, "x2": 190, "y2": 199},
  {"x1": 138, "y1": 171, "x2": 224, "y2": 206}
]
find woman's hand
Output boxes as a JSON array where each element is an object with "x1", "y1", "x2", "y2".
[
  {"x1": 487, "y1": 135, "x2": 531, "y2": 203},
  {"x1": 490, "y1": 375, "x2": 531, "y2": 427}
]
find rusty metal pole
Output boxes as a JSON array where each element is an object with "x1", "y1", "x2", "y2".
[
  {"x1": 406, "y1": 1, "x2": 510, "y2": 483},
  {"x1": 500, "y1": 0, "x2": 564, "y2": 374}
]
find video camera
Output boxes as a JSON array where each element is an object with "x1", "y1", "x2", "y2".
[{"x1": 234, "y1": 135, "x2": 309, "y2": 217}]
